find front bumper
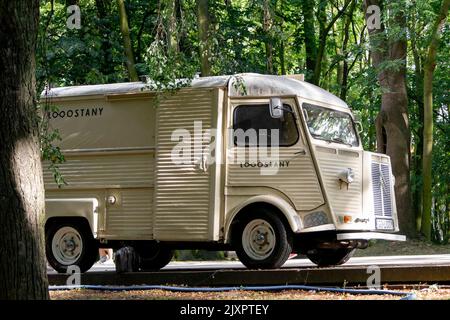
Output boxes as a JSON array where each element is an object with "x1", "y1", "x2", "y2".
[{"x1": 337, "y1": 232, "x2": 406, "y2": 242}]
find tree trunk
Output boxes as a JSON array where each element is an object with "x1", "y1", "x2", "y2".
[
  {"x1": 117, "y1": 0, "x2": 139, "y2": 81},
  {"x1": 340, "y1": 0, "x2": 357, "y2": 101},
  {"x1": 334, "y1": 20, "x2": 343, "y2": 89},
  {"x1": 225, "y1": 1, "x2": 242, "y2": 70},
  {"x1": 135, "y1": 3, "x2": 156, "y2": 63},
  {"x1": 301, "y1": 0, "x2": 317, "y2": 82},
  {"x1": 313, "y1": 1, "x2": 327, "y2": 85},
  {"x1": 95, "y1": 0, "x2": 114, "y2": 76},
  {"x1": 410, "y1": 9, "x2": 424, "y2": 231},
  {"x1": 312, "y1": 0, "x2": 352, "y2": 85},
  {"x1": 263, "y1": 0, "x2": 274, "y2": 74},
  {"x1": 164, "y1": 0, "x2": 179, "y2": 53},
  {"x1": 364, "y1": 0, "x2": 415, "y2": 237},
  {"x1": 279, "y1": 35, "x2": 286, "y2": 75},
  {"x1": 421, "y1": 0, "x2": 450, "y2": 240},
  {"x1": 0, "y1": 0, "x2": 49, "y2": 300},
  {"x1": 197, "y1": 0, "x2": 211, "y2": 76}
]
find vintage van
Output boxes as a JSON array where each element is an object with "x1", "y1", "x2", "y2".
[{"x1": 42, "y1": 73, "x2": 405, "y2": 273}]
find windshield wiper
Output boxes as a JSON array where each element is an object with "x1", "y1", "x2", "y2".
[
  {"x1": 330, "y1": 137, "x2": 353, "y2": 147},
  {"x1": 310, "y1": 133, "x2": 322, "y2": 139},
  {"x1": 309, "y1": 133, "x2": 353, "y2": 147}
]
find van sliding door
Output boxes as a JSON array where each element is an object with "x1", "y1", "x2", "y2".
[{"x1": 154, "y1": 88, "x2": 224, "y2": 241}]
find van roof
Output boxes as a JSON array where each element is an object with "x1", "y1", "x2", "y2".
[{"x1": 42, "y1": 73, "x2": 348, "y2": 109}]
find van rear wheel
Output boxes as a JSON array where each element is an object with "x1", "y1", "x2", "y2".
[
  {"x1": 234, "y1": 209, "x2": 293, "y2": 269},
  {"x1": 135, "y1": 242, "x2": 173, "y2": 271},
  {"x1": 46, "y1": 220, "x2": 98, "y2": 273},
  {"x1": 307, "y1": 248, "x2": 355, "y2": 267}
]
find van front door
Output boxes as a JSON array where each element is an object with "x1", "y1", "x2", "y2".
[{"x1": 226, "y1": 98, "x2": 325, "y2": 211}]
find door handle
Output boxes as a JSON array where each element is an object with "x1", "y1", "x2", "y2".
[
  {"x1": 195, "y1": 155, "x2": 209, "y2": 172},
  {"x1": 294, "y1": 149, "x2": 307, "y2": 156}
]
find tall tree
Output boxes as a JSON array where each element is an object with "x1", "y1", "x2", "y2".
[
  {"x1": 314, "y1": 0, "x2": 352, "y2": 85},
  {"x1": 263, "y1": 0, "x2": 274, "y2": 74},
  {"x1": 409, "y1": 1, "x2": 425, "y2": 231},
  {"x1": 0, "y1": 0, "x2": 49, "y2": 299},
  {"x1": 95, "y1": 0, "x2": 114, "y2": 77},
  {"x1": 339, "y1": 0, "x2": 357, "y2": 100},
  {"x1": 301, "y1": 0, "x2": 318, "y2": 82},
  {"x1": 117, "y1": 0, "x2": 139, "y2": 81},
  {"x1": 421, "y1": 0, "x2": 450, "y2": 240},
  {"x1": 364, "y1": 0, "x2": 415, "y2": 237},
  {"x1": 301, "y1": 0, "x2": 352, "y2": 85},
  {"x1": 197, "y1": 0, "x2": 212, "y2": 76},
  {"x1": 163, "y1": 0, "x2": 179, "y2": 53}
]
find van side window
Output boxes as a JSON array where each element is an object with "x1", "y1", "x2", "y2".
[{"x1": 233, "y1": 104, "x2": 299, "y2": 147}]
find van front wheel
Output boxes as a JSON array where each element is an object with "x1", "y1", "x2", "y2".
[
  {"x1": 234, "y1": 209, "x2": 293, "y2": 269},
  {"x1": 46, "y1": 220, "x2": 98, "y2": 273}
]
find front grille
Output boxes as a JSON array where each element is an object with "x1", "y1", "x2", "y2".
[{"x1": 371, "y1": 162, "x2": 393, "y2": 217}]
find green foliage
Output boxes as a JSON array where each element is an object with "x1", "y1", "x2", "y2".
[{"x1": 38, "y1": 92, "x2": 67, "y2": 187}]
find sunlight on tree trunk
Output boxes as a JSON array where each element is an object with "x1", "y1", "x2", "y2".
[
  {"x1": 0, "y1": 0, "x2": 49, "y2": 300},
  {"x1": 117, "y1": 0, "x2": 139, "y2": 81},
  {"x1": 164, "y1": 0, "x2": 179, "y2": 53},
  {"x1": 421, "y1": 0, "x2": 450, "y2": 240},
  {"x1": 197, "y1": 0, "x2": 211, "y2": 76},
  {"x1": 263, "y1": 0, "x2": 274, "y2": 74},
  {"x1": 301, "y1": 0, "x2": 317, "y2": 83},
  {"x1": 364, "y1": 0, "x2": 415, "y2": 237}
]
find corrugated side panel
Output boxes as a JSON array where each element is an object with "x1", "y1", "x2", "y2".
[
  {"x1": 315, "y1": 147, "x2": 362, "y2": 217},
  {"x1": 43, "y1": 153, "x2": 154, "y2": 189},
  {"x1": 106, "y1": 188, "x2": 153, "y2": 239},
  {"x1": 227, "y1": 149, "x2": 324, "y2": 210},
  {"x1": 154, "y1": 89, "x2": 215, "y2": 241}
]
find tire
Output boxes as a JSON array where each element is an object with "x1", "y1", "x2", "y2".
[
  {"x1": 234, "y1": 208, "x2": 293, "y2": 269},
  {"x1": 135, "y1": 242, "x2": 174, "y2": 271},
  {"x1": 46, "y1": 220, "x2": 98, "y2": 273},
  {"x1": 307, "y1": 248, "x2": 356, "y2": 267}
]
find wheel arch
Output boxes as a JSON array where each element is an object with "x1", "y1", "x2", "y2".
[
  {"x1": 225, "y1": 195, "x2": 302, "y2": 243},
  {"x1": 45, "y1": 198, "x2": 98, "y2": 237},
  {"x1": 45, "y1": 216, "x2": 93, "y2": 236}
]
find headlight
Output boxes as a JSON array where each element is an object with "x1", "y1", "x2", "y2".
[{"x1": 338, "y1": 168, "x2": 354, "y2": 184}]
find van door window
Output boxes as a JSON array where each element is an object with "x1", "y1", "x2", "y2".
[{"x1": 233, "y1": 104, "x2": 299, "y2": 147}]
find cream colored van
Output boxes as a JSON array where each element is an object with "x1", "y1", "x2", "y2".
[{"x1": 42, "y1": 73, "x2": 405, "y2": 273}]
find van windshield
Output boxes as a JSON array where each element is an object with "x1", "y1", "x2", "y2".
[{"x1": 302, "y1": 103, "x2": 359, "y2": 147}]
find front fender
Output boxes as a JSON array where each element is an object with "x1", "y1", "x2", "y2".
[
  {"x1": 45, "y1": 198, "x2": 99, "y2": 237},
  {"x1": 224, "y1": 195, "x2": 302, "y2": 243}
]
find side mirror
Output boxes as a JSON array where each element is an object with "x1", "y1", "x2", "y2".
[{"x1": 269, "y1": 97, "x2": 283, "y2": 119}]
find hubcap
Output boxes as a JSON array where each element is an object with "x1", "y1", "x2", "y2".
[
  {"x1": 242, "y1": 219, "x2": 276, "y2": 260},
  {"x1": 51, "y1": 227, "x2": 83, "y2": 265}
]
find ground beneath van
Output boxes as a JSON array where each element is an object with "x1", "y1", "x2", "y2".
[
  {"x1": 174, "y1": 239, "x2": 450, "y2": 261},
  {"x1": 353, "y1": 239, "x2": 450, "y2": 257}
]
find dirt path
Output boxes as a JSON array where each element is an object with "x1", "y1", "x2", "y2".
[{"x1": 50, "y1": 287, "x2": 450, "y2": 300}]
